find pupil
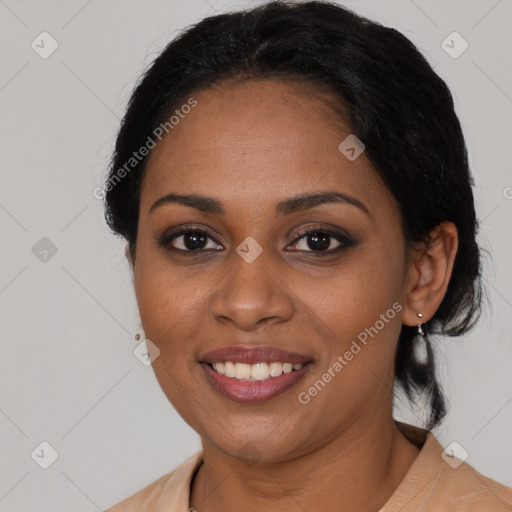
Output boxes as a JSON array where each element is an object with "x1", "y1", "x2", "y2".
[
  {"x1": 182, "y1": 232, "x2": 331, "y2": 251},
  {"x1": 185, "y1": 232, "x2": 207, "y2": 250},
  {"x1": 308, "y1": 232, "x2": 329, "y2": 251}
]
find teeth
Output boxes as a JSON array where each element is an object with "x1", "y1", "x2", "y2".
[
  {"x1": 211, "y1": 361, "x2": 305, "y2": 380},
  {"x1": 235, "y1": 363, "x2": 252, "y2": 379},
  {"x1": 269, "y1": 362, "x2": 283, "y2": 377},
  {"x1": 224, "y1": 362, "x2": 236, "y2": 378},
  {"x1": 213, "y1": 362, "x2": 225, "y2": 375},
  {"x1": 251, "y1": 362, "x2": 269, "y2": 380}
]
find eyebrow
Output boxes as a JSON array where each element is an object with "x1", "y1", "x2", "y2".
[{"x1": 148, "y1": 190, "x2": 371, "y2": 217}]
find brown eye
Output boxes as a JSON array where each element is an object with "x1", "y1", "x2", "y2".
[
  {"x1": 288, "y1": 227, "x2": 355, "y2": 254},
  {"x1": 159, "y1": 228, "x2": 223, "y2": 254}
]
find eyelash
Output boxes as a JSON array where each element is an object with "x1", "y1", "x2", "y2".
[{"x1": 157, "y1": 225, "x2": 355, "y2": 257}]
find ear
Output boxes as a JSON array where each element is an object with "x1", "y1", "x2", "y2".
[
  {"x1": 125, "y1": 243, "x2": 135, "y2": 268},
  {"x1": 402, "y1": 221, "x2": 458, "y2": 327}
]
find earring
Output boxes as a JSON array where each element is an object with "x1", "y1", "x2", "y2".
[
  {"x1": 417, "y1": 313, "x2": 425, "y2": 335},
  {"x1": 412, "y1": 313, "x2": 428, "y2": 365}
]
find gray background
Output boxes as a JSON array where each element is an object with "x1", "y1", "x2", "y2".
[{"x1": 0, "y1": 0, "x2": 511, "y2": 510}]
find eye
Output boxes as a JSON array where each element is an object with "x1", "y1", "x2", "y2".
[
  {"x1": 287, "y1": 227, "x2": 354, "y2": 254},
  {"x1": 158, "y1": 227, "x2": 223, "y2": 255},
  {"x1": 158, "y1": 225, "x2": 355, "y2": 256}
]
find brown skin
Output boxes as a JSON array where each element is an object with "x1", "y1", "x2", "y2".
[{"x1": 128, "y1": 79, "x2": 458, "y2": 511}]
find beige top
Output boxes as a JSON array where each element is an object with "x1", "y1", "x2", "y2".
[{"x1": 105, "y1": 421, "x2": 512, "y2": 511}]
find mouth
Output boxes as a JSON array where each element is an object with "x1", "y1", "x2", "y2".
[
  {"x1": 206, "y1": 361, "x2": 307, "y2": 380},
  {"x1": 199, "y1": 345, "x2": 314, "y2": 403}
]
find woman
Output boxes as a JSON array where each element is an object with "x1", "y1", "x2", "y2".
[{"x1": 103, "y1": 1, "x2": 512, "y2": 510}]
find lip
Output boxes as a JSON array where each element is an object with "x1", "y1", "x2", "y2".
[
  {"x1": 198, "y1": 345, "x2": 314, "y2": 403},
  {"x1": 201, "y1": 361, "x2": 313, "y2": 403},
  {"x1": 199, "y1": 345, "x2": 312, "y2": 365}
]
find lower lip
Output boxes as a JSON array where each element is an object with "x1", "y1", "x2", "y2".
[{"x1": 200, "y1": 362, "x2": 312, "y2": 403}]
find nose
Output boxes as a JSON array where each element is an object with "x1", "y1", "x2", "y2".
[{"x1": 210, "y1": 249, "x2": 295, "y2": 331}]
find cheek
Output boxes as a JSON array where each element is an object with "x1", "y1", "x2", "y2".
[
  {"x1": 133, "y1": 240, "x2": 199, "y2": 364},
  {"x1": 300, "y1": 237, "x2": 406, "y2": 380},
  {"x1": 305, "y1": 245, "x2": 404, "y2": 332},
  {"x1": 133, "y1": 249, "x2": 206, "y2": 412},
  {"x1": 134, "y1": 232, "x2": 196, "y2": 328}
]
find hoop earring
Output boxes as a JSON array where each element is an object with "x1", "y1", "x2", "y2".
[{"x1": 412, "y1": 313, "x2": 428, "y2": 365}]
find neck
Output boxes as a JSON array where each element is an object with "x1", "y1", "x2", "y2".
[{"x1": 190, "y1": 416, "x2": 421, "y2": 512}]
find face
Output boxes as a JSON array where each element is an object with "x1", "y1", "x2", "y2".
[{"x1": 132, "y1": 79, "x2": 414, "y2": 462}]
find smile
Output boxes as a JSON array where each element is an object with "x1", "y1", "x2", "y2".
[
  {"x1": 200, "y1": 361, "x2": 313, "y2": 403},
  {"x1": 210, "y1": 361, "x2": 305, "y2": 381},
  {"x1": 199, "y1": 345, "x2": 314, "y2": 403}
]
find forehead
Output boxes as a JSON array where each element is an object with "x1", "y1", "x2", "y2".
[{"x1": 140, "y1": 79, "x2": 389, "y2": 214}]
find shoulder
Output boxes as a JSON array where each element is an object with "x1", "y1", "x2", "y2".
[
  {"x1": 383, "y1": 426, "x2": 512, "y2": 511},
  {"x1": 433, "y1": 458, "x2": 512, "y2": 511},
  {"x1": 103, "y1": 451, "x2": 203, "y2": 512},
  {"x1": 104, "y1": 471, "x2": 175, "y2": 512}
]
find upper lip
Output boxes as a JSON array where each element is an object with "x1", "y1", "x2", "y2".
[{"x1": 199, "y1": 345, "x2": 313, "y2": 365}]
